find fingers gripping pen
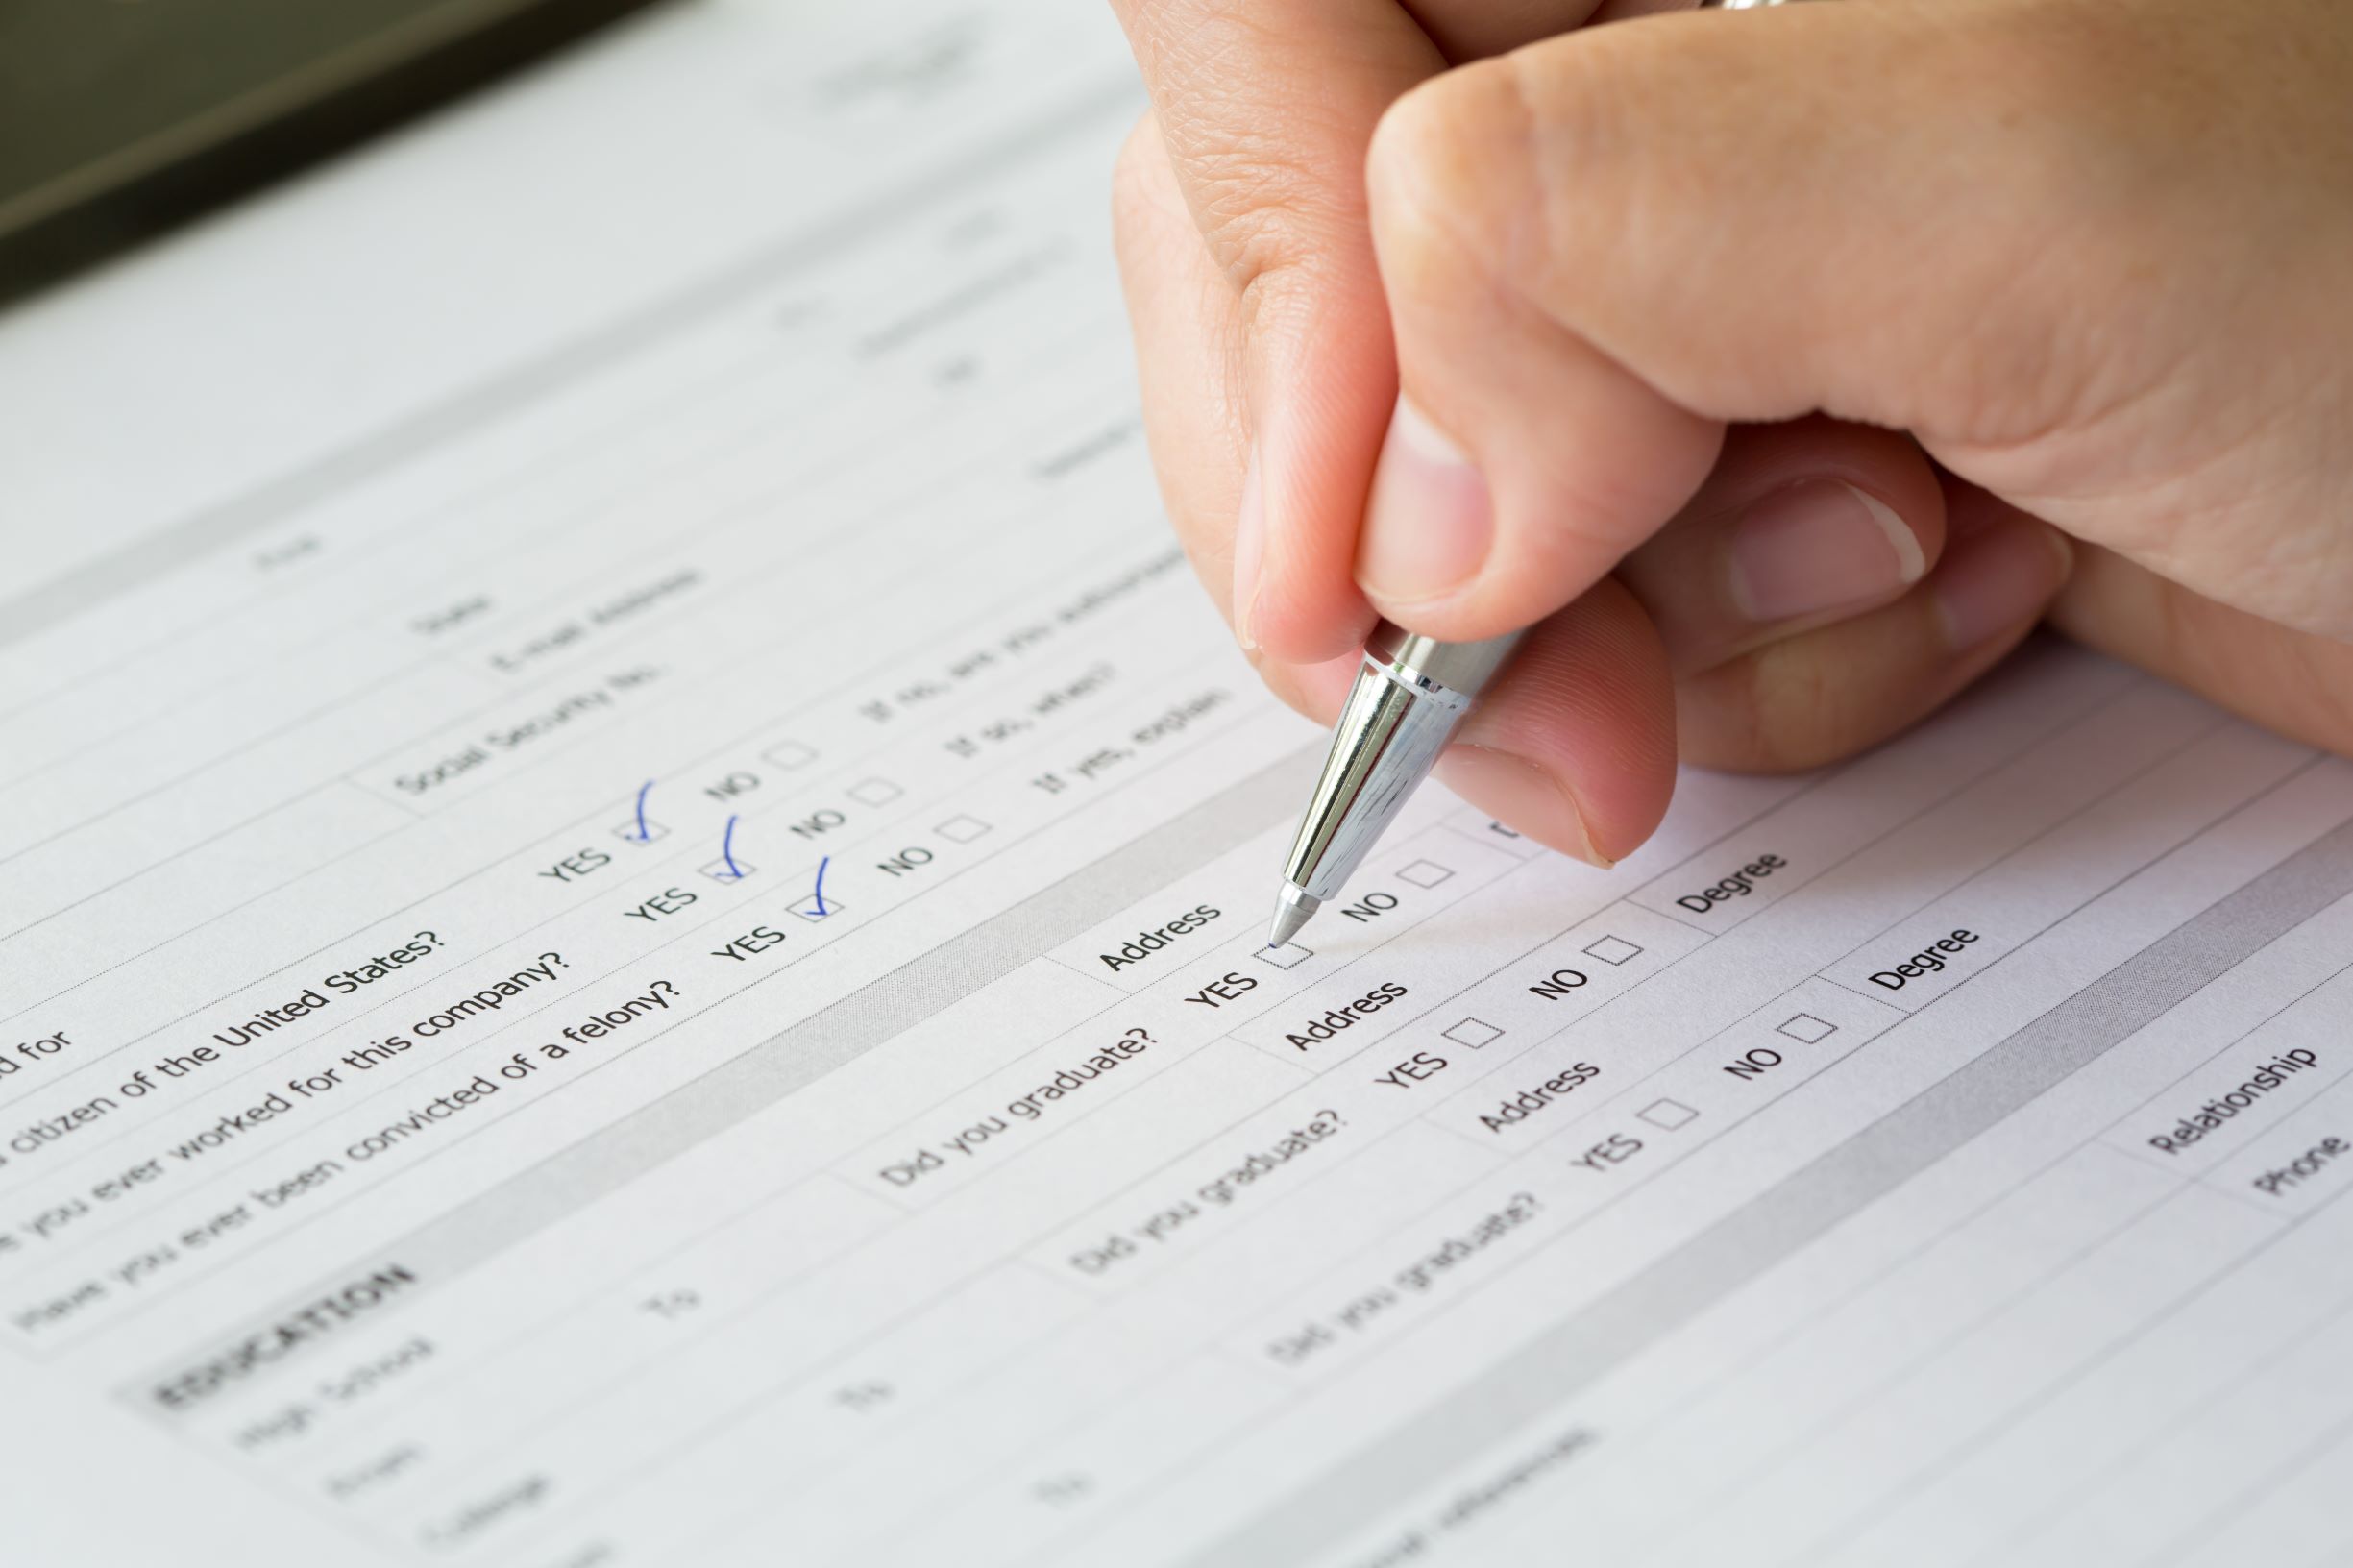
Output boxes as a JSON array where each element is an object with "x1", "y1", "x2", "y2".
[
  {"x1": 1267, "y1": 625, "x2": 1522, "y2": 949},
  {"x1": 1263, "y1": 0, "x2": 1791, "y2": 951}
]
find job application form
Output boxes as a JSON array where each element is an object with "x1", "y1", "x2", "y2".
[{"x1": 4, "y1": 4, "x2": 2352, "y2": 1565}]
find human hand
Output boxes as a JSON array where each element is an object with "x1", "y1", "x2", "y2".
[{"x1": 1109, "y1": 0, "x2": 2353, "y2": 863}]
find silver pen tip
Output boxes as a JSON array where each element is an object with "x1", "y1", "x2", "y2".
[{"x1": 1267, "y1": 885, "x2": 1320, "y2": 951}]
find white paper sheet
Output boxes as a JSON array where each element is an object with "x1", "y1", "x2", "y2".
[{"x1": 5, "y1": 4, "x2": 2353, "y2": 1565}]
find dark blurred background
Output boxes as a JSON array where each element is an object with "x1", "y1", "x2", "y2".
[{"x1": 0, "y1": 0, "x2": 661, "y2": 306}]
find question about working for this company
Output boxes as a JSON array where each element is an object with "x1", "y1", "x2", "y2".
[{"x1": 4, "y1": 933, "x2": 684, "y2": 1332}]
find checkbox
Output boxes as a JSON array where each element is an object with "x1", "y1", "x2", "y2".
[
  {"x1": 1256, "y1": 942, "x2": 1313, "y2": 970},
  {"x1": 848, "y1": 776, "x2": 903, "y2": 807},
  {"x1": 936, "y1": 815, "x2": 993, "y2": 844},
  {"x1": 764, "y1": 740, "x2": 820, "y2": 771},
  {"x1": 1397, "y1": 860, "x2": 1455, "y2": 890},
  {"x1": 699, "y1": 857, "x2": 756, "y2": 884},
  {"x1": 1442, "y1": 1017, "x2": 1503, "y2": 1049},
  {"x1": 614, "y1": 818, "x2": 670, "y2": 845},
  {"x1": 1777, "y1": 1013, "x2": 1836, "y2": 1044},
  {"x1": 1638, "y1": 1098, "x2": 1699, "y2": 1130},
  {"x1": 1583, "y1": 934, "x2": 1643, "y2": 966},
  {"x1": 792, "y1": 895, "x2": 846, "y2": 922},
  {"x1": 1471, "y1": 818, "x2": 1539, "y2": 856}
]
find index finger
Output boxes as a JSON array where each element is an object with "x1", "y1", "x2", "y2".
[{"x1": 1105, "y1": 0, "x2": 1644, "y2": 661}]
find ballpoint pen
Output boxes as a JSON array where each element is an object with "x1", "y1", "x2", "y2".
[{"x1": 1264, "y1": 0, "x2": 1790, "y2": 951}]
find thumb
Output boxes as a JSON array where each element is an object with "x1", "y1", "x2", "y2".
[{"x1": 1350, "y1": 0, "x2": 2350, "y2": 642}]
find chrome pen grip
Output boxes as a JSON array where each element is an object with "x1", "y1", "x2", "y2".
[
  {"x1": 1277, "y1": 625, "x2": 1527, "y2": 909},
  {"x1": 1363, "y1": 622, "x2": 1524, "y2": 699}
]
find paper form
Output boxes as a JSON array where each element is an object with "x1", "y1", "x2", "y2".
[{"x1": 5, "y1": 4, "x2": 2353, "y2": 1566}]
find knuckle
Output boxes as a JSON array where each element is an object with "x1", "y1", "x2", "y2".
[
  {"x1": 1174, "y1": 117, "x2": 1356, "y2": 298},
  {"x1": 1110, "y1": 114, "x2": 1181, "y2": 245},
  {"x1": 1747, "y1": 643, "x2": 1846, "y2": 770},
  {"x1": 1111, "y1": 113, "x2": 1158, "y2": 199},
  {"x1": 1122, "y1": 7, "x2": 1372, "y2": 306},
  {"x1": 1699, "y1": 641, "x2": 1866, "y2": 774},
  {"x1": 1367, "y1": 44, "x2": 1622, "y2": 318},
  {"x1": 1364, "y1": 62, "x2": 1528, "y2": 299}
]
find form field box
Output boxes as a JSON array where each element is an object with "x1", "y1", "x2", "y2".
[
  {"x1": 1257, "y1": 943, "x2": 1313, "y2": 970},
  {"x1": 1638, "y1": 1098, "x2": 1699, "y2": 1130},
  {"x1": 793, "y1": 895, "x2": 846, "y2": 922},
  {"x1": 1442, "y1": 1018, "x2": 1503, "y2": 1049},
  {"x1": 936, "y1": 815, "x2": 993, "y2": 844},
  {"x1": 1582, "y1": 934, "x2": 1644, "y2": 966},
  {"x1": 848, "y1": 776, "x2": 904, "y2": 807},
  {"x1": 764, "y1": 740, "x2": 820, "y2": 771},
  {"x1": 614, "y1": 819, "x2": 670, "y2": 845},
  {"x1": 1397, "y1": 860, "x2": 1456, "y2": 890},
  {"x1": 1777, "y1": 1013, "x2": 1837, "y2": 1044},
  {"x1": 1456, "y1": 812, "x2": 1542, "y2": 858},
  {"x1": 699, "y1": 858, "x2": 755, "y2": 884}
]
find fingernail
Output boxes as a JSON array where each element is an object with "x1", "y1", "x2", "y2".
[
  {"x1": 1232, "y1": 443, "x2": 1265, "y2": 650},
  {"x1": 1726, "y1": 479, "x2": 1925, "y2": 623},
  {"x1": 1356, "y1": 396, "x2": 1492, "y2": 606},
  {"x1": 1435, "y1": 744, "x2": 1614, "y2": 869},
  {"x1": 1933, "y1": 521, "x2": 2073, "y2": 650}
]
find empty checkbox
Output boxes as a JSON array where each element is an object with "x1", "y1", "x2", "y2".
[
  {"x1": 1397, "y1": 860, "x2": 1455, "y2": 889},
  {"x1": 764, "y1": 740, "x2": 820, "y2": 771},
  {"x1": 792, "y1": 895, "x2": 846, "y2": 922},
  {"x1": 936, "y1": 815, "x2": 993, "y2": 844},
  {"x1": 1583, "y1": 934, "x2": 1643, "y2": 966},
  {"x1": 1442, "y1": 1017, "x2": 1503, "y2": 1049},
  {"x1": 1777, "y1": 1013, "x2": 1836, "y2": 1044},
  {"x1": 614, "y1": 818, "x2": 670, "y2": 845},
  {"x1": 1257, "y1": 942, "x2": 1313, "y2": 969},
  {"x1": 1638, "y1": 1098, "x2": 1699, "y2": 1130},
  {"x1": 848, "y1": 776, "x2": 903, "y2": 807},
  {"x1": 699, "y1": 857, "x2": 756, "y2": 884}
]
